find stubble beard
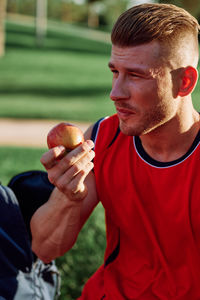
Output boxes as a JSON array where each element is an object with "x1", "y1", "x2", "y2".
[{"x1": 119, "y1": 104, "x2": 172, "y2": 137}]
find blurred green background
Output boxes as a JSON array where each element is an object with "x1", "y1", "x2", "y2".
[
  {"x1": 0, "y1": 0, "x2": 200, "y2": 299},
  {"x1": 1, "y1": 21, "x2": 114, "y2": 121}
]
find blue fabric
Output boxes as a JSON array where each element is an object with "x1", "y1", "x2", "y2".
[{"x1": 0, "y1": 185, "x2": 33, "y2": 299}]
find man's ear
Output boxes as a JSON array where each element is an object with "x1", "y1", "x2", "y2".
[{"x1": 178, "y1": 66, "x2": 198, "y2": 97}]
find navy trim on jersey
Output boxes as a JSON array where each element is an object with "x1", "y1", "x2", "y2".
[
  {"x1": 104, "y1": 231, "x2": 120, "y2": 268},
  {"x1": 134, "y1": 130, "x2": 200, "y2": 168},
  {"x1": 107, "y1": 127, "x2": 120, "y2": 148},
  {"x1": 91, "y1": 118, "x2": 106, "y2": 145},
  {"x1": 91, "y1": 116, "x2": 120, "y2": 149}
]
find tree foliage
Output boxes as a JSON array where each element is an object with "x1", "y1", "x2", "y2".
[
  {"x1": 159, "y1": 0, "x2": 200, "y2": 19},
  {"x1": 6, "y1": 0, "x2": 129, "y2": 29}
]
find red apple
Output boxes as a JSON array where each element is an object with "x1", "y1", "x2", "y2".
[{"x1": 47, "y1": 122, "x2": 84, "y2": 151}]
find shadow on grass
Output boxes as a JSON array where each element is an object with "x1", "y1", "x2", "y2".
[{"x1": 0, "y1": 86, "x2": 111, "y2": 98}]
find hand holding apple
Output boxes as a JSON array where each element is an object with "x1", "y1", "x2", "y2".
[
  {"x1": 44, "y1": 122, "x2": 94, "y2": 201},
  {"x1": 47, "y1": 122, "x2": 84, "y2": 151}
]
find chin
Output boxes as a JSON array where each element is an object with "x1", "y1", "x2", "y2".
[
  {"x1": 119, "y1": 116, "x2": 162, "y2": 137},
  {"x1": 119, "y1": 120, "x2": 143, "y2": 136}
]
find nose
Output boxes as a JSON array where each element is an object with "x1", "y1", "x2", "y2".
[{"x1": 110, "y1": 76, "x2": 130, "y2": 101}]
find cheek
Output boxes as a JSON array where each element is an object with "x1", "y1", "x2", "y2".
[
  {"x1": 130, "y1": 81, "x2": 159, "y2": 106},
  {"x1": 112, "y1": 77, "x2": 117, "y2": 89},
  {"x1": 157, "y1": 73, "x2": 175, "y2": 97}
]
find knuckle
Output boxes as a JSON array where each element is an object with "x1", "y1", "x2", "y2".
[
  {"x1": 40, "y1": 155, "x2": 48, "y2": 167},
  {"x1": 78, "y1": 169, "x2": 85, "y2": 177},
  {"x1": 40, "y1": 156, "x2": 45, "y2": 165},
  {"x1": 67, "y1": 182, "x2": 78, "y2": 196},
  {"x1": 91, "y1": 150, "x2": 95, "y2": 158},
  {"x1": 56, "y1": 181, "x2": 66, "y2": 193},
  {"x1": 48, "y1": 173, "x2": 56, "y2": 185},
  {"x1": 88, "y1": 150, "x2": 95, "y2": 160},
  {"x1": 56, "y1": 177, "x2": 71, "y2": 195},
  {"x1": 80, "y1": 141, "x2": 91, "y2": 152},
  {"x1": 88, "y1": 161, "x2": 94, "y2": 169},
  {"x1": 67, "y1": 180, "x2": 87, "y2": 201},
  {"x1": 56, "y1": 161, "x2": 66, "y2": 173},
  {"x1": 62, "y1": 155, "x2": 71, "y2": 166},
  {"x1": 73, "y1": 162, "x2": 82, "y2": 174},
  {"x1": 82, "y1": 162, "x2": 93, "y2": 175}
]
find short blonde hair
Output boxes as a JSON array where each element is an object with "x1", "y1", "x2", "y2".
[{"x1": 111, "y1": 3, "x2": 200, "y2": 47}]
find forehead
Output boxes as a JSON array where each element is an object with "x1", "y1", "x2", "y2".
[{"x1": 110, "y1": 41, "x2": 163, "y2": 69}]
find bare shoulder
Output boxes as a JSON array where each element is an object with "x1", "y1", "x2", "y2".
[
  {"x1": 79, "y1": 171, "x2": 99, "y2": 228},
  {"x1": 84, "y1": 117, "x2": 107, "y2": 141},
  {"x1": 84, "y1": 124, "x2": 94, "y2": 140}
]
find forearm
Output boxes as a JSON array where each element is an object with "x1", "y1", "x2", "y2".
[
  {"x1": 31, "y1": 187, "x2": 83, "y2": 263},
  {"x1": 32, "y1": 138, "x2": 97, "y2": 263}
]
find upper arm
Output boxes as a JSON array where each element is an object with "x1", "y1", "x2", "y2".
[
  {"x1": 84, "y1": 117, "x2": 106, "y2": 143},
  {"x1": 79, "y1": 170, "x2": 99, "y2": 229},
  {"x1": 79, "y1": 123, "x2": 99, "y2": 228},
  {"x1": 84, "y1": 124, "x2": 94, "y2": 141}
]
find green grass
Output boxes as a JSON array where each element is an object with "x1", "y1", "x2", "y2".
[
  {"x1": 0, "y1": 146, "x2": 44, "y2": 184},
  {"x1": 0, "y1": 145, "x2": 106, "y2": 300},
  {"x1": 1, "y1": 20, "x2": 200, "y2": 122},
  {"x1": 0, "y1": 21, "x2": 115, "y2": 122}
]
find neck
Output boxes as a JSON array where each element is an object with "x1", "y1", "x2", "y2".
[{"x1": 140, "y1": 109, "x2": 200, "y2": 162}]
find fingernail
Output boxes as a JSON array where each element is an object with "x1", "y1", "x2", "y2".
[{"x1": 86, "y1": 140, "x2": 94, "y2": 148}]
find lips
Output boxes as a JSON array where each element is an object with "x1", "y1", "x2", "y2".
[{"x1": 115, "y1": 106, "x2": 135, "y2": 118}]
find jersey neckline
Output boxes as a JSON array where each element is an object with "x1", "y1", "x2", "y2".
[{"x1": 133, "y1": 130, "x2": 200, "y2": 168}]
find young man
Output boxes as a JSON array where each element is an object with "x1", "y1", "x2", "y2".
[{"x1": 31, "y1": 3, "x2": 200, "y2": 299}]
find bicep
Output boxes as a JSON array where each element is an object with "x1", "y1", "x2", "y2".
[
  {"x1": 79, "y1": 170, "x2": 99, "y2": 229},
  {"x1": 79, "y1": 123, "x2": 99, "y2": 228}
]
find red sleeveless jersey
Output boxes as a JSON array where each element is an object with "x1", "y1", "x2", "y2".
[{"x1": 79, "y1": 114, "x2": 200, "y2": 300}]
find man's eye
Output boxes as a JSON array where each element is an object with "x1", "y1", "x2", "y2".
[
  {"x1": 111, "y1": 69, "x2": 118, "y2": 74},
  {"x1": 129, "y1": 73, "x2": 138, "y2": 77}
]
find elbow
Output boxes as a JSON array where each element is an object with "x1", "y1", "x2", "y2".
[
  {"x1": 31, "y1": 237, "x2": 77, "y2": 264},
  {"x1": 32, "y1": 240, "x2": 56, "y2": 263}
]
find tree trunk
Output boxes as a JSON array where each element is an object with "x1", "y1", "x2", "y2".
[
  {"x1": 0, "y1": 0, "x2": 7, "y2": 57},
  {"x1": 35, "y1": 0, "x2": 47, "y2": 47},
  {"x1": 88, "y1": 3, "x2": 99, "y2": 28}
]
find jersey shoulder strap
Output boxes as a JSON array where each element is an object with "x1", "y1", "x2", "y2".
[{"x1": 91, "y1": 115, "x2": 120, "y2": 150}]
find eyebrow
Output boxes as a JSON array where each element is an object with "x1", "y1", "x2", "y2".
[{"x1": 108, "y1": 62, "x2": 149, "y2": 76}]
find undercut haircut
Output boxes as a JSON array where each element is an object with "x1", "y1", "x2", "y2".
[{"x1": 111, "y1": 3, "x2": 200, "y2": 47}]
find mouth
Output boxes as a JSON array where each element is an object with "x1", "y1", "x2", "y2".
[{"x1": 115, "y1": 106, "x2": 136, "y2": 119}]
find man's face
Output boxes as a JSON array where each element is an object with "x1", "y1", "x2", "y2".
[{"x1": 108, "y1": 41, "x2": 179, "y2": 136}]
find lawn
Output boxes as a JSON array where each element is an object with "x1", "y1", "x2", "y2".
[
  {"x1": 0, "y1": 146, "x2": 44, "y2": 185},
  {"x1": 0, "y1": 20, "x2": 200, "y2": 123},
  {"x1": 0, "y1": 20, "x2": 115, "y2": 122},
  {"x1": 0, "y1": 21, "x2": 110, "y2": 299}
]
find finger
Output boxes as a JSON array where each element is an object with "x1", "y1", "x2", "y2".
[
  {"x1": 64, "y1": 140, "x2": 94, "y2": 166},
  {"x1": 56, "y1": 162, "x2": 94, "y2": 200},
  {"x1": 41, "y1": 140, "x2": 94, "y2": 171},
  {"x1": 47, "y1": 148, "x2": 95, "y2": 185},
  {"x1": 69, "y1": 162, "x2": 94, "y2": 194},
  {"x1": 51, "y1": 144, "x2": 94, "y2": 182},
  {"x1": 68, "y1": 150, "x2": 95, "y2": 177},
  {"x1": 48, "y1": 147, "x2": 94, "y2": 186},
  {"x1": 40, "y1": 146, "x2": 66, "y2": 170}
]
